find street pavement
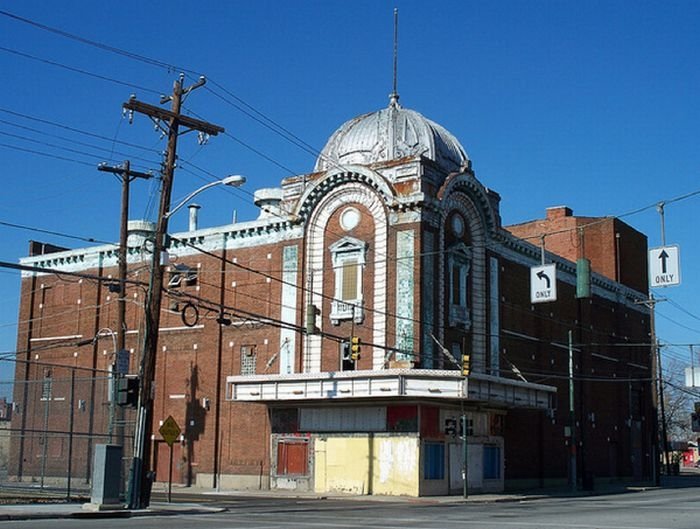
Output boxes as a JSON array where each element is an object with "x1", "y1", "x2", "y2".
[{"x1": 0, "y1": 473, "x2": 698, "y2": 523}]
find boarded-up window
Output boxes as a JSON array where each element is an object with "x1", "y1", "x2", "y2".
[
  {"x1": 423, "y1": 442, "x2": 445, "y2": 480},
  {"x1": 341, "y1": 258, "x2": 359, "y2": 301},
  {"x1": 276, "y1": 439, "x2": 308, "y2": 475},
  {"x1": 483, "y1": 445, "x2": 501, "y2": 479}
]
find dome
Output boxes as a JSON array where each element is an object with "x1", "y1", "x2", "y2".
[{"x1": 314, "y1": 97, "x2": 469, "y2": 174}]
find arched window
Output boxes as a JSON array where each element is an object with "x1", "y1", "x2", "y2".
[{"x1": 447, "y1": 242, "x2": 471, "y2": 329}]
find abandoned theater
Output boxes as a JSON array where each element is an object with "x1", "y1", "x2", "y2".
[{"x1": 12, "y1": 95, "x2": 655, "y2": 496}]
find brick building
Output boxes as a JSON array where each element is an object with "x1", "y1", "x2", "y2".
[{"x1": 11, "y1": 96, "x2": 655, "y2": 495}]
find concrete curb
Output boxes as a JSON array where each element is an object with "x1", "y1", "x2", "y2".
[{"x1": 0, "y1": 505, "x2": 226, "y2": 521}]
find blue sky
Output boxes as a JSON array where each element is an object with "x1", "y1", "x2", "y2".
[{"x1": 1, "y1": 1, "x2": 699, "y2": 396}]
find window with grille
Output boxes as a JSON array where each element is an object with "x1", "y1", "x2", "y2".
[
  {"x1": 41, "y1": 369, "x2": 52, "y2": 400},
  {"x1": 240, "y1": 345, "x2": 256, "y2": 375}
]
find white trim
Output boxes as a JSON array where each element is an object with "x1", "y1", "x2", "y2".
[
  {"x1": 159, "y1": 325, "x2": 205, "y2": 332},
  {"x1": 305, "y1": 179, "x2": 388, "y2": 372},
  {"x1": 30, "y1": 334, "x2": 83, "y2": 342}
]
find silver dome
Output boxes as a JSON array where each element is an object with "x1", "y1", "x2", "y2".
[{"x1": 314, "y1": 98, "x2": 469, "y2": 174}]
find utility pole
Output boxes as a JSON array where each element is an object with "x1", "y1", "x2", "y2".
[
  {"x1": 568, "y1": 330, "x2": 576, "y2": 491},
  {"x1": 637, "y1": 295, "x2": 666, "y2": 485},
  {"x1": 656, "y1": 335, "x2": 671, "y2": 474},
  {"x1": 124, "y1": 75, "x2": 224, "y2": 509},
  {"x1": 98, "y1": 161, "x2": 152, "y2": 360},
  {"x1": 97, "y1": 161, "x2": 151, "y2": 476}
]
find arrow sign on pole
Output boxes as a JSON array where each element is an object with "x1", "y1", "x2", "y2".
[
  {"x1": 649, "y1": 245, "x2": 680, "y2": 288},
  {"x1": 531, "y1": 264, "x2": 557, "y2": 303}
]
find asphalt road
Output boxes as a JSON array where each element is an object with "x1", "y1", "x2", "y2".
[{"x1": 1, "y1": 484, "x2": 700, "y2": 529}]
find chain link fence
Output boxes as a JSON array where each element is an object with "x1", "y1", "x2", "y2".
[{"x1": 0, "y1": 366, "x2": 136, "y2": 500}]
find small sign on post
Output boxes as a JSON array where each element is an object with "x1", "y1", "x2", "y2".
[
  {"x1": 531, "y1": 264, "x2": 557, "y2": 304},
  {"x1": 649, "y1": 245, "x2": 681, "y2": 288},
  {"x1": 159, "y1": 415, "x2": 181, "y2": 446},
  {"x1": 158, "y1": 416, "x2": 181, "y2": 503}
]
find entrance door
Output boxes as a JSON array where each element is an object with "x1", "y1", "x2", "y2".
[
  {"x1": 448, "y1": 442, "x2": 483, "y2": 493},
  {"x1": 154, "y1": 441, "x2": 182, "y2": 484}
]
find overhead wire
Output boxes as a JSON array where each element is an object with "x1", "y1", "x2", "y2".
[
  {"x1": 1, "y1": 9, "x2": 696, "y2": 370},
  {"x1": 0, "y1": 45, "x2": 161, "y2": 95}
]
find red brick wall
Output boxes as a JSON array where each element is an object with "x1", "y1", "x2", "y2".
[{"x1": 505, "y1": 207, "x2": 648, "y2": 293}]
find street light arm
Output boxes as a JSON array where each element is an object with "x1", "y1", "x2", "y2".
[{"x1": 164, "y1": 175, "x2": 245, "y2": 219}]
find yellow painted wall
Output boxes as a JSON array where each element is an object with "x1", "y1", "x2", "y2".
[{"x1": 313, "y1": 436, "x2": 419, "y2": 496}]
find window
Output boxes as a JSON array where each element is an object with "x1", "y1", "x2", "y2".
[
  {"x1": 329, "y1": 236, "x2": 367, "y2": 324},
  {"x1": 41, "y1": 369, "x2": 52, "y2": 400},
  {"x1": 168, "y1": 264, "x2": 198, "y2": 288},
  {"x1": 423, "y1": 442, "x2": 445, "y2": 480},
  {"x1": 240, "y1": 345, "x2": 256, "y2": 375},
  {"x1": 483, "y1": 445, "x2": 501, "y2": 479},
  {"x1": 341, "y1": 258, "x2": 360, "y2": 301},
  {"x1": 447, "y1": 243, "x2": 471, "y2": 328},
  {"x1": 276, "y1": 439, "x2": 308, "y2": 475}
]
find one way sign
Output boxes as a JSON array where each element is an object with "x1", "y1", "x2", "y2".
[
  {"x1": 531, "y1": 264, "x2": 557, "y2": 304},
  {"x1": 649, "y1": 245, "x2": 681, "y2": 288}
]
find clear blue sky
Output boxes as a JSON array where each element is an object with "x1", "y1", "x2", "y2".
[{"x1": 1, "y1": 1, "x2": 699, "y2": 397}]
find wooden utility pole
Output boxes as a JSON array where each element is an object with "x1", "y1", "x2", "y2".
[
  {"x1": 97, "y1": 161, "x2": 151, "y2": 465},
  {"x1": 97, "y1": 161, "x2": 152, "y2": 356},
  {"x1": 124, "y1": 75, "x2": 224, "y2": 509}
]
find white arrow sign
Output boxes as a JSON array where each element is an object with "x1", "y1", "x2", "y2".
[
  {"x1": 531, "y1": 264, "x2": 557, "y2": 304},
  {"x1": 649, "y1": 245, "x2": 680, "y2": 288}
]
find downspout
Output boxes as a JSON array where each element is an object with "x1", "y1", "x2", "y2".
[
  {"x1": 86, "y1": 251, "x2": 105, "y2": 482},
  {"x1": 213, "y1": 232, "x2": 227, "y2": 489},
  {"x1": 16, "y1": 272, "x2": 37, "y2": 480}
]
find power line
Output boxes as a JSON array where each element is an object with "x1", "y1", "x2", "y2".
[
  {"x1": 0, "y1": 130, "x2": 159, "y2": 169},
  {"x1": 0, "y1": 107, "x2": 160, "y2": 154},
  {"x1": 0, "y1": 220, "x2": 113, "y2": 245},
  {"x1": 0, "y1": 141, "x2": 96, "y2": 167},
  {"x1": 0, "y1": 10, "x2": 185, "y2": 73},
  {"x1": 0, "y1": 119, "x2": 161, "y2": 166},
  {"x1": 667, "y1": 298, "x2": 700, "y2": 323},
  {"x1": 0, "y1": 45, "x2": 161, "y2": 95}
]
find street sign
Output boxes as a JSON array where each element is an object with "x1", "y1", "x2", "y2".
[
  {"x1": 531, "y1": 264, "x2": 557, "y2": 303},
  {"x1": 649, "y1": 245, "x2": 680, "y2": 287},
  {"x1": 159, "y1": 415, "x2": 181, "y2": 447},
  {"x1": 115, "y1": 349, "x2": 130, "y2": 375}
]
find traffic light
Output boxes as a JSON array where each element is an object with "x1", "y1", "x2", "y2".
[
  {"x1": 116, "y1": 375, "x2": 139, "y2": 407},
  {"x1": 461, "y1": 353, "x2": 471, "y2": 377},
  {"x1": 350, "y1": 336, "x2": 361, "y2": 361},
  {"x1": 576, "y1": 258, "x2": 591, "y2": 298},
  {"x1": 306, "y1": 303, "x2": 320, "y2": 335}
]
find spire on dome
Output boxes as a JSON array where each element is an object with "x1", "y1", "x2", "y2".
[{"x1": 389, "y1": 8, "x2": 400, "y2": 109}]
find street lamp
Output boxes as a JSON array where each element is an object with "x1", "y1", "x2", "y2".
[
  {"x1": 128, "y1": 173, "x2": 245, "y2": 509},
  {"x1": 165, "y1": 175, "x2": 246, "y2": 219}
]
